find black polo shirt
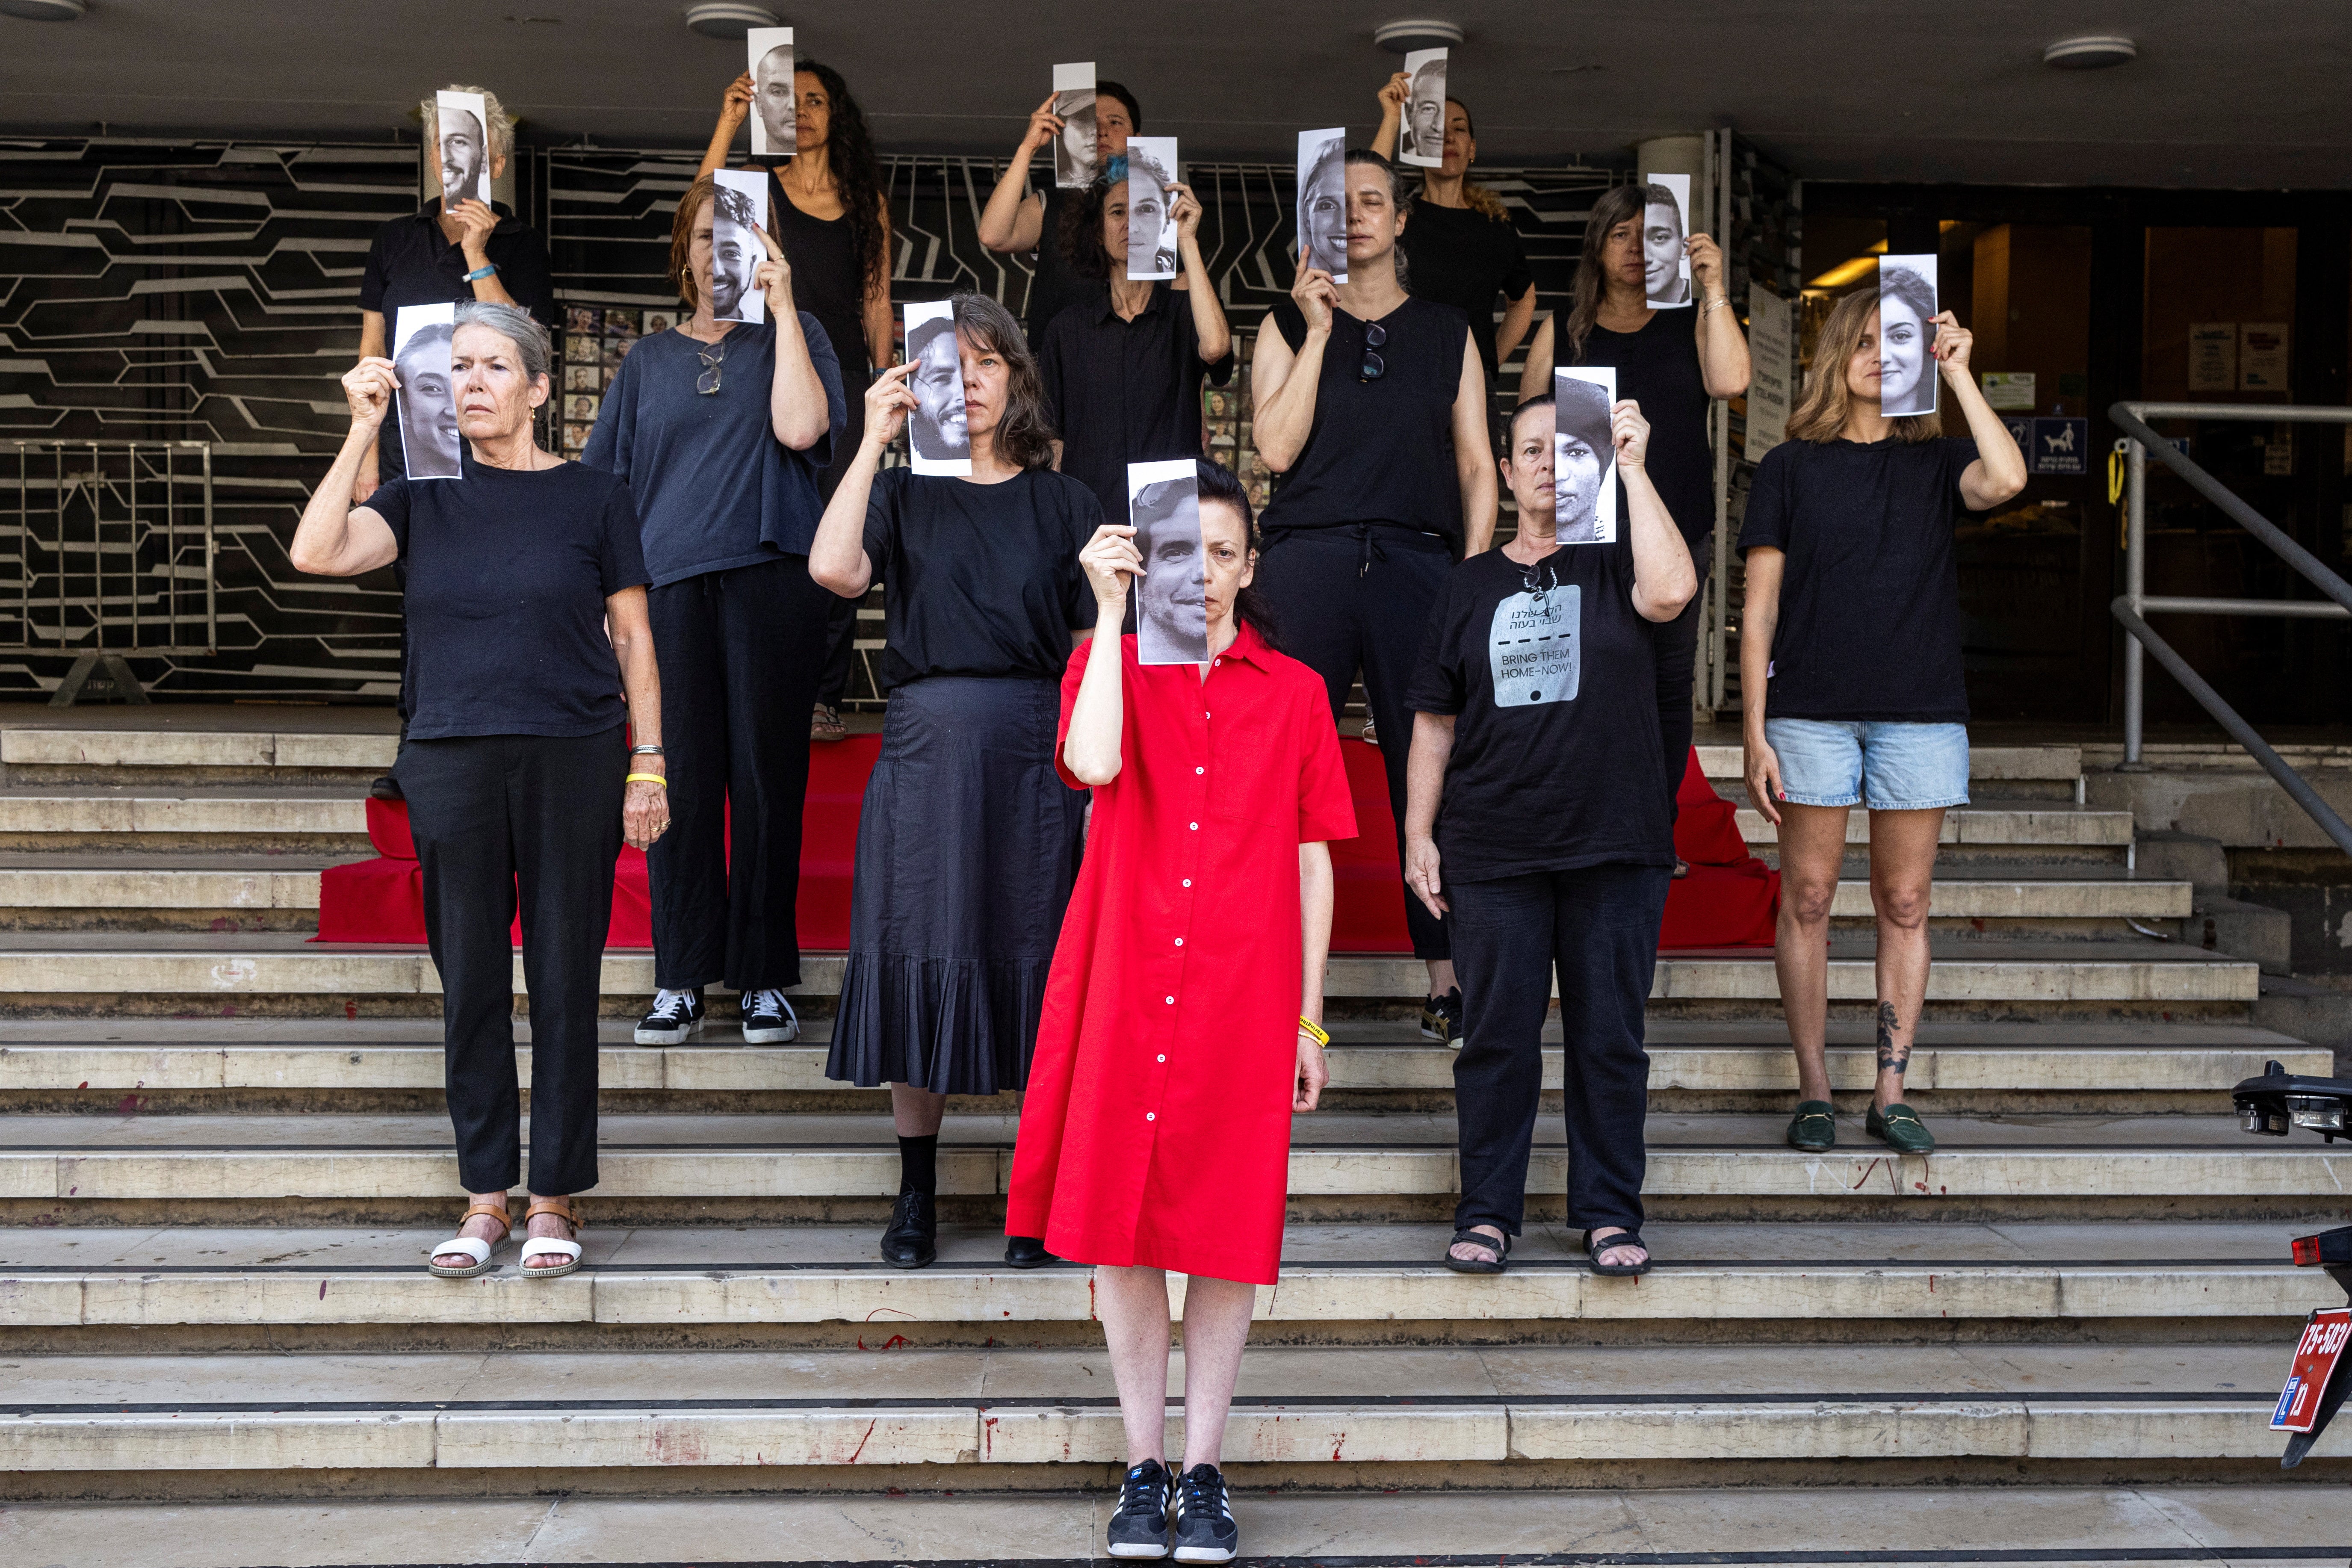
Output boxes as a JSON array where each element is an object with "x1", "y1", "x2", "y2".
[
  {"x1": 358, "y1": 201, "x2": 558, "y2": 478},
  {"x1": 1037, "y1": 281, "x2": 1235, "y2": 523}
]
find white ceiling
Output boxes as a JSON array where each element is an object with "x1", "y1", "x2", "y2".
[{"x1": 0, "y1": 0, "x2": 2344, "y2": 188}]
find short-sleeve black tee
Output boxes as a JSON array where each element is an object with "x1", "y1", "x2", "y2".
[
  {"x1": 367, "y1": 457, "x2": 650, "y2": 740},
  {"x1": 1572, "y1": 307, "x2": 1713, "y2": 554},
  {"x1": 861, "y1": 466, "x2": 1104, "y2": 692},
  {"x1": 1405, "y1": 541, "x2": 1673, "y2": 883},
  {"x1": 1736, "y1": 436, "x2": 1981, "y2": 723},
  {"x1": 1400, "y1": 197, "x2": 1533, "y2": 387}
]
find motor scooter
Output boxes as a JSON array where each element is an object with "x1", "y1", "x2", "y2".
[{"x1": 2232, "y1": 1061, "x2": 2352, "y2": 1473}]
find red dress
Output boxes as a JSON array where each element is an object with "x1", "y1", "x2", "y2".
[{"x1": 1005, "y1": 625, "x2": 1357, "y2": 1285}]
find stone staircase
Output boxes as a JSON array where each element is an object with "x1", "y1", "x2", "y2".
[{"x1": 2, "y1": 718, "x2": 2349, "y2": 1563}]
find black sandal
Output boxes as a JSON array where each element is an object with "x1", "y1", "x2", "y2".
[
  {"x1": 1584, "y1": 1226, "x2": 1652, "y2": 1277},
  {"x1": 1442, "y1": 1225, "x2": 1512, "y2": 1274}
]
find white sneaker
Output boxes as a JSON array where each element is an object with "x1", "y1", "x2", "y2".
[
  {"x1": 635, "y1": 987, "x2": 705, "y2": 1045},
  {"x1": 742, "y1": 989, "x2": 801, "y2": 1044}
]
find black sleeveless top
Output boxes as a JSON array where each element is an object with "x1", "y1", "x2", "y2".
[
  {"x1": 1259, "y1": 295, "x2": 1470, "y2": 546},
  {"x1": 1572, "y1": 305, "x2": 1713, "y2": 555},
  {"x1": 766, "y1": 169, "x2": 872, "y2": 490}
]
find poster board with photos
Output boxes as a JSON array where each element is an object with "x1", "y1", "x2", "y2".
[
  {"x1": 1397, "y1": 49, "x2": 1448, "y2": 169},
  {"x1": 709, "y1": 168, "x2": 769, "y2": 325},
  {"x1": 1052, "y1": 62, "x2": 1097, "y2": 189},
  {"x1": 1296, "y1": 129, "x2": 1348, "y2": 284},
  {"x1": 1638, "y1": 171, "x2": 1692, "y2": 307},
  {"x1": 1878, "y1": 253, "x2": 1939, "y2": 416},
  {"x1": 433, "y1": 91, "x2": 493, "y2": 214},
  {"x1": 1553, "y1": 366, "x2": 1618, "y2": 545},
  {"x1": 903, "y1": 299, "x2": 972, "y2": 475},
  {"x1": 1128, "y1": 458, "x2": 1209, "y2": 665},
  {"x1": 745, "y1": 27, "x2": 795, "y2": 160},
  {"x1": 391, "y1": 301, "x2": 460, "y2": 480},
  {"x1": 555, "y1": 307, "x2": 649, "y2": 458},
  {"x1": 1126, "y1": 136, "x2": 1179, "y2": 281}
]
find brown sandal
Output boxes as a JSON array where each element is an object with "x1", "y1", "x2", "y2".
[
  {"x1": 518, "y1": 1195, "x2": 583, "y2": 1279},
  {"x1": 427, "y1": 1197, "x2": 512, "y2": 1279}
]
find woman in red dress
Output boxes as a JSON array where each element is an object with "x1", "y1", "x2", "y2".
[{"x1": 1006, "y1": 459, "x2": 1355, "y2": 1565}]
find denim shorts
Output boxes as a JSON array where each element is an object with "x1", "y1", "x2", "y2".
[{"x1": 1763, "y1": 718, "x2": 1970, "y2": 811}]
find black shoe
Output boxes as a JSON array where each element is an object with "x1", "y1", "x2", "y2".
[
  {"x1": 880, "y1": 1190, "x2": 937, "y2": 1269},
  {"x1": 633, "y1": 987, "x2": 705, "y2": 1045},
  {"x1": 740, "y1": 988, "x2": 801, "y2": 1044},
  {"x1": 1106, "y1": 1457, "x2": 1173, "y2": 1559},
  {"x1": 1005, "y1": 1234, "x2": 1055, "y2": 1269},
  {"x1": 1171, "y1": 1463, "x2": 1238, "y2": 1563},
  {"x1": 1420, "y1": 986, "x2": 1464, "y2": 1047},
  {"x1": 368, "y1": 773, "x2": 403, "y2": 802}
]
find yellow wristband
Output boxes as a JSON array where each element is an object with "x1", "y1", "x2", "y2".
[
  {"x1": 624, "y1": 773, "x2": 668, "y2": 786},
  {"x1": 1297, "y1": 1016, "x2": 1329, "y2": 1047}
]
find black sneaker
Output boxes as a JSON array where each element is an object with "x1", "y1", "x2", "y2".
[
  {"x1": 1171, "y1": 1463, "x2": 1238, "y2": 1563},
  {"x1": 1106, "y1": 1458, "x2": 1173, "y2": 1559},
  {"x1": 880, "y1": 1190, "x2": 937, "y2": 1269},
  {"x1": 634, "y1": 987, "x2": 705, "y2": 1045},
  {"x1": 1420, "y1": 986, "x2": 1464, "y2": 1048},
  {"x1": 741, "y1": 988, "x2": 800, "y2": 1044},
  {"x1": 368, "y1": 773, "x2": 403, "y2": 802}
]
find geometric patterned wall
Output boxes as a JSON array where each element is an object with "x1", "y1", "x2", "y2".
[{"x1": 0, "y1": 138, "x2": 1613, "y2": 702}]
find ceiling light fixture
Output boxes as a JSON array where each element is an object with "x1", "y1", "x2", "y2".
[
  {"x1": 2042, "y1": 35, "x2": 2137, "y2": 70},
  {"x1": 0, "y1": 0, "x2": 88, "y2": 19},
  {"x1": 684, "y1": 3, "x2": 779, "y2": 39},
  {"x1": 1373, "y1": 19, "x2": 1463, "y2": 53}
]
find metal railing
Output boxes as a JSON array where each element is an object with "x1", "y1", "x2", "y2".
[{"x1": 2111, "y1": 402, "x2": 2352, "y2": 856}]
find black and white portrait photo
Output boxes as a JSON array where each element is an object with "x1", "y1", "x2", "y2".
[
  {"x1": 1052, "y1": 61, "x2": 1097, "y2": 189},
  {"x1": 1397, "y1": 48, "x2": 1448, "y2": 169},
  {"x1": 903, "y1": 301, "x2": 972, "y2": 476},
  {"x1": 709, "y1": 168, "x2": 768, "y2": 326},
  {"x1": 1125, "y1": 137, "x2": 1179, "y2": 281},
  {"x1": 433, "y1": 91, "x2": 491, "y2": 214},
  {"x1": 1127, "y1": 459, "x2": 1209, "y2": 666},
  {"x1": 1296, "y1": 127, "x2": 1348, "y2": 283},
  {"x1": 746, "y1": 27, "x2": 795, "y2": 160},
  {"x1": 392, "y1": 302, "x2": 461, "y2": 481},
  {"x1": 1878, "y1": 253, "x2": 1941, "y2": 417},
  {"x1": 1553, "y1": 366, "x2": 1619, "y2": 545},
  {"x1": 1641, "y1": 173, "x2": 1692, "y2": 308}
]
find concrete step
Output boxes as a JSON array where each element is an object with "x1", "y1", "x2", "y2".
[
  {"x1": 1733, "y1": 800, "x2": 2134, "y2": 857},
  {"x1": 3, "y1": 1221, "x2": 2334, "y2": 1333},
  {"x1": 0, "y1": 1341, "x2": 2336, "y2": 1478},
  {"x1": 0, "y1": 725, "x2": 394, "y2": 789},
  {"x1": 0, "y1": 790, "x2": 368, "y2": 852},
  {"x1": 3, "y1": 1484, "x2": 2343, "y2": 1565}
]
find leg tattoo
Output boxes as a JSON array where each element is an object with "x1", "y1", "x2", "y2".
[{"x1": 1875, "y1": 999, "x2": 1909, "y2": 1075}]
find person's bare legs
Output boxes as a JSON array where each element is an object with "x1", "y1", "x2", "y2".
[
  {"x1": 1426, "y1": 958, "x2": 1457, "y2": 999},
  {"x1": 1865, "y1": 808, "x2": 1945, "y2": 1108},
  {"x1": 890, "y1": 1082, "x2": 946, "y2": 1137},
  {"x1": 1174, "y1": 1275, "x2": 1258, "y2": 1471},
  {"x1": 1096, "y1": 1264, "x2": 1175, "y2": 1465},
  {"x1": 1773, "y1": 803, "x2": 1852, "y2": 1103}
]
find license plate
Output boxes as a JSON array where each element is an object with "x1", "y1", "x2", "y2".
[{"x1": 2273, "y1": 1308, "x2": 2352, "y2": 1432}]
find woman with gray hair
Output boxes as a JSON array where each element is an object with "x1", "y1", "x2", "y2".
[{"x1": 293, "y1": 300, "x2": 668, "y2": 1280}]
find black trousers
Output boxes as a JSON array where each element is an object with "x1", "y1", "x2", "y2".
[
  {"x1": 399, "y1": 726, "x2": 626, "y2": 1196},
  {"x1": 647, "y1": 555, "x2": 833, "y2": 992},
  {"x1": 1653, "y1": 558, "x2": 1709, "y2": 824},
  {"x1": 1449, "y1": 862, "x2": 1671, "y2": 1238},
  {"x1": 817, "y1": 594, "x2": 858, "y2": 709},
  {"x1": 1255, "y1": 526, "x2": 1452, "y2": 962}
]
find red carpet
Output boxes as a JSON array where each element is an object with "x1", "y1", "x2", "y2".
[{"x1": 317, "y1": 740, "x2": 1776, "y2": 951}]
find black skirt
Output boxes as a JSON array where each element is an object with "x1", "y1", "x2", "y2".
[{"x1": 826, "y1": 676, "x2": 1086, "y2": 1093}]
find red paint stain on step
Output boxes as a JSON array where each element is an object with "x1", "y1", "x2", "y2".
[
  {"x1": 846, "y1": 1418, "x2": 878, "y2": 1463},
  {"x1": 346, "y1": 1000, "x2": 359, "y2": 1021},
  {"x1": 319, "y1": 1280, "x2": 328, "y2": 1300}
]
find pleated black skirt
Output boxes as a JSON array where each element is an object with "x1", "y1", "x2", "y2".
[{"x1": 825, "y1": 676, "x2": 1087, "y2": 1093}]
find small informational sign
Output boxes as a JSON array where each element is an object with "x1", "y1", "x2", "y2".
[
  {"x1": 2272, "y1": 1308, "x2": 2350, "y2": 1433},
  {"x1": 1980, "y1": 371, "x2": 2036, "y2": 411},
  {"x1": 2240, "y1": 323, "x2": 2290, "y2": 391},
  {"x1": 2187, "y1": 323, "x2": 2236, "y2": 392},
  {"x1": 1743, "y1": 283, "x2": 1793, "y2": 463},
  {"x1": 2011, "y1": 417, "x2": 2087, "y2": 476}
]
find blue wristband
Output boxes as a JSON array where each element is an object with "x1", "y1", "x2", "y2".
[{"x1": 463, "y1": 263, "x2": 498, "y2": 283}]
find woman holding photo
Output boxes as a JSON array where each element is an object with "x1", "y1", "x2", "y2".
[
  {"x1": 1371, "y1": 79, "x2": 1536, "y2": 389},
  {"x1": 582, "y1": 174, "x2": 845, "y2": 1053},
  {"x1": 1738, "y1": 287, "x2": 2025, "y2": 1158},
  {"x1": 811, "y1": 294, "x2": 1102, "y2": 1272},
  {"x1": 1520, "y1": 182, "x2": 1750, "y2": 865},
  {"x1": 1008, "y1": 460, "x2": 1353, "y2": 1565},
  {"x1": 697, "y1": 57, "x2": 895, "y2": 741},
  {"x1": 1037, "y1": 154, "x2": 1233, "y2": 525},
  {"x1": 979, "y1": 78, "x2": 1144, "y2": 346},
  {"x1": 1404, "y1": 392, "x2": 1695, "y2": 1278},
  {"x1": 1253, "y1": 148, "x2": 1495, "y2": 1047}
]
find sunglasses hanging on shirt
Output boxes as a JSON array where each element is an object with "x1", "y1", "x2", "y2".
[{"x1": 1359, "y1": 321, "x2": 1387, "y2": 384}]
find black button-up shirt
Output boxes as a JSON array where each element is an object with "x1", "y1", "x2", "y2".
[{"x1": 1037, "y1": 281, "x2": 1235, "y2": 524}]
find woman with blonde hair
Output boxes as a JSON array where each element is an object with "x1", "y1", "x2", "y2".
[
  {"x1": 1371, "y1": 81, "x2": 1534, "y2": 386},
  {"x1": 1737, "y1": 283, "x2": 2025, "y2": 1158}
]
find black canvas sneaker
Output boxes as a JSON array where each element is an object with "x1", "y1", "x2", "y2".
[
  {"x1": 741, "y1": 989, "x2": 800, "y2": 1044},
  {"x1": 634, "y1": 987, "x2": 705, "y2": 1045},
  {"x1": 1171, "y1": 1463, "x2": 1238, "y2": 1563},
  {"x1": 1106, "y1": 1457, "x2": 1174, "y2": 1558},
  {"x1": 1420, "y1": 986, "x2": 1465, "y2": 1047}
]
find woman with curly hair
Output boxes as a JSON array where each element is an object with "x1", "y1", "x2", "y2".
[
  {"x1": 699, "y1": 55, "x2": 894, "y2": 737},
  {"x1": 810, "y1": 294, "x2": 1103, "y2": 1273}
]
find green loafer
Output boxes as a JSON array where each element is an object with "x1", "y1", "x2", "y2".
[
  {"x1": 1785, "y1": 1100, "x2": 1837, "y2": 1152},
  {"x1": 1866, "y1": 1101, "x2": 1936, "y2": 1154}
]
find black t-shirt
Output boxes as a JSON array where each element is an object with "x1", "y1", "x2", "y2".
[
  {"x1": 862, "y1": 466, "x2": 1104, "y2": 691},
  {"x1": 1400, "y1": 197, "x2": 1532, "y2": 387},
  {"x1": 368, "y1": 457, "x2": 650, "y2": 740},
  {"x1": 1406, "y1": 542, "x2": 1673, "y2": 882},
  {"x1": 1040, "y1": 282, "x2": 1236, "y2": 523},
  {"x1": 1736, "y1": 437, "x2": 1982, "y2": 723},
  {"x1": 1571, "y1": 307, "x2": 1713, "y2": 556},
  {"x1": 1259, "y1": 297, "x2": 1469, "y2": 546}
]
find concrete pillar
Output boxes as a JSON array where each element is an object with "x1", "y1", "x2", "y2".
[{"x1": 1634, "y1": 135, "x2": 1704, "y2": 184}]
